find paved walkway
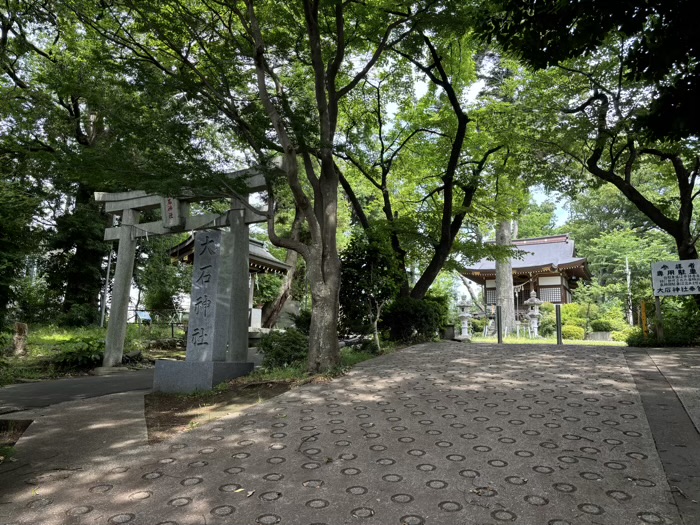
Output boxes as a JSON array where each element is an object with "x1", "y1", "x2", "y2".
[
  {"x1": 1, "y1": 343, "x2": 692, "y2": 525},
  {"x1": 647, "y1": 349, "x2": 700, "y2": 433},
  {"x1": 0, "y1": 369, "x2": 154, "y2": 414}
]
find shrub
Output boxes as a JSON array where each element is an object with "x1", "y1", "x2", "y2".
[
  {"x1": 10, "y1": 276, "x2": 61, "y2": 325},
  {"x1": 625, "y1": 328, "x2": 656, "y2": 347},
  {"x1": 590, "y1": 319, "x2": 615, "y2": 332},
  {"x1": 254, "y1": 274, "x2": 283, "y2": 306},
  {"x1": 258, "y1": 329, "x2": 309, "y2": 369},
  {"x1": 657, "y1": 297, "x2": 700, "y2": 345},
  {"x1": 292, "y1": 309, "x2": 312, "y2": 335},
  {"x1": 48, "y1": 336, "x2": 105, "y2": 370},
  {"x1": 470, "y1": 316, "x2": 488, "y2": 335},
  {"x1": 0, "y1": 332, "x2": 11, "y2": 356},
  {"x1": 561, "y1": 325, "x2": 585, "y2": 340},
  {"x1": 383, "y1": 296, "x2": 447, "y2": 343},
  {"x1": 339, "y1": 228, "x2": 404, "y2": 338},
  {"x1": 561, "y1": 304, "x2": 587, "y2": 329},
  {"x1": 359, "y1": 339, "x2": 381, "y2": 355},
  {"x1": 538, "y1": 303, "x2": 556, "y2": 336},
  {"x1": 611, "y1": 328, "x2": 634, "y2": 342},
  {"x1": 58, "y1": 304, "x2": 99, "y2": 328}
]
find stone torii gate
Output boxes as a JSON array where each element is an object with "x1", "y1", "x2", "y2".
[{"x1": 95, "y1": 169, "x2": 269, "y2": 391}]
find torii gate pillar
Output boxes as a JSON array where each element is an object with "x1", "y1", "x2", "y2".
[
  {"x1": 101, "y1": 208, "x2": 139, "y2": 369},
  {"x1": 227, "y1": 203, "x2": 250, "y2": 363}
]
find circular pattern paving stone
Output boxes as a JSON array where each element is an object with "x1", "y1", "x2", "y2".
[
  {"x1": 399, "y1": 515, "x2": 425, "y2": 525},
  {"x1": 351, "y1": 507, "x2": 375, "y2": 518},
  {"x1": 578, "y1": 503, "x2": 604, "y2": 515},
  {"x1": 256, "y1": 515, "x2": 281, "y2": 524},
  {"x1": 306, "y1": 499, "x2": 329, "y2": 509},
  {"x1": 606, "y1": 490, "x2": 632, "y2": 501},
  {"x1": 211, "y1": 506, "x2": 235, "y2": 516},
  {"x1": 129, "y1": 491, "x2": 152, "y2": 500},
  {"x1": 637, "y1": 512, "x2": 666, "y2": 524},
  {"x1": 553, "y1": 483, "x2": 577, "y2": 493},
  {"x1": 108, "y1": 514, "x2": 135, "y2": 524},
  {"x1": 438, "y1": 501, "x2": 463, "y2": 512},
  {"x1": 524, "y1": 495, "x2": 549, "y2": 506},
  {"x1": 491, "y1": 510, "x2": 518, "y2": 522},
  {"x1": 66, "y1": 506, "x2": 93, "y2": 516},
  {"x1": 168, "y1": 498, "x2": 191, "y2": 507},
  {"x1": 90, "y1": 483, "x2": 114, "y2": 492},
  {"x1": 26, "y1": 499, "x2": 52, "y2": 509}
]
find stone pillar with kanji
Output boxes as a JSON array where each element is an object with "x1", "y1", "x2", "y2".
[{"x1": 153, "y1": 230, "x2": 253, "y2": 392}]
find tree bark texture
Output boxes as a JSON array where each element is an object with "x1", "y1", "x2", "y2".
[
  {"x1": 262, "y1": 206, "x2": 303, "y2": 328},
  {"x1": 495, "y1": 220, "x2": 516, "y2": 335}
]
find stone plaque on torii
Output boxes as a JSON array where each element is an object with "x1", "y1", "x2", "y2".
[{"x1": 94, "y1": 168, "x2": 269, "y2": 392}]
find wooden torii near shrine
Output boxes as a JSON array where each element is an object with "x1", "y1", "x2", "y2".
[{"x1": 94, "y1": 168, "x2": 269, "y2": 391}]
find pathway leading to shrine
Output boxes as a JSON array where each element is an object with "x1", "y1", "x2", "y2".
[{"x1": 0, "y1": 343, "x2": 686, "y2": 524}]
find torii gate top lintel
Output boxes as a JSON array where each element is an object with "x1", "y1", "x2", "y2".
[{"x1": 95, "y1": 167, "x2": 266, "y2": 212}]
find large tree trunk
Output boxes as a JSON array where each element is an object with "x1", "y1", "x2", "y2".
[
  {"x1": 50, "y1": 183, "x2": 109, "y2": 325},
  {"x1": 495, "y1": 220, "x2": 516, "y2": 336},
  {"x1": 307, "y1": 267, "x2": 341, "y2": 372},
  {"x1": 305, "y1": 154, "x2": 342, "y2": 373}
]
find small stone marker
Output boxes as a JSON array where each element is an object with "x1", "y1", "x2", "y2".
[{"x1": 13, "y1": 322, "x2": 28, "y2": 356}]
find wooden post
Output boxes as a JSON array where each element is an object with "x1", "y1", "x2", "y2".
[
  {"x1": 641, "y1": 301, "x2": 648, "y2": 337},
  {"x1": 555, "y1": 304, "x2": 563, "y2": 345},
  {"x1": 496, "y1": 305, "x2": 503, "y2": 344},
  {"x1": 654, "y1": 296, "x2": 664, "y2": 343}
]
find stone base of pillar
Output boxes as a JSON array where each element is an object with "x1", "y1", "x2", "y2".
[
  {"x1": 153, "y1": 360, "x2": 254, "y2": 393},
  {"x1": 453, "y1": 335, "x2": 472, "y2": 343}
]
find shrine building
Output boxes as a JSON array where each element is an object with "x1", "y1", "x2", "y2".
[{"x1": 460, "y1": 234, "x2": 591, "y2": 312}]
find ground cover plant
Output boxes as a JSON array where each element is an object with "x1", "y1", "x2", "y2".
[{"x1": 0, "y1": 324, "x2": 184, "y2": 386}]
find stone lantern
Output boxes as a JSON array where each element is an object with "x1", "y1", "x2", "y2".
[
  {"x1": 523, "y1": 291, "x2": 544, "y2": 337},
  {"x1": 456, "y1": 295, "x2": 472, "y2": 341}
]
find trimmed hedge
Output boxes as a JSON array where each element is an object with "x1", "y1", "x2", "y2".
[
  {"x1": 590, "y1": 319, "x2": 614, "y2": 332},
  {"x1": 561, "y1": 325, "x2": 585, "y2": 340}
]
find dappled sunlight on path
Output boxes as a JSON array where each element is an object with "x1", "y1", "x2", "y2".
[{"x1": 0, "y1": 343, "x2": 680, "y2": 525}]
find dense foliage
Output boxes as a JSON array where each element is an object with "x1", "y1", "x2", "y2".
[
  {"x1": 258, "y1": 329, "x2": 310, "y2": 369},
  {"x1": 382, "y1": 295, "x2": 449, "y2": 343},
  {"x1": 2, "y1": 0, "x2": 698, "y2": 356}
]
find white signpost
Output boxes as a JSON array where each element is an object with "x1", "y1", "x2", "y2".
[
  {"x1": 650, "y1": 259, "x2": 700, "y2": 343},
  {"x1": 651, "y1": 260, "x2": 700, "y2": 296}
]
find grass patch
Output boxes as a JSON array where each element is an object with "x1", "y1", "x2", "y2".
[
  {"x1": 0, "y1": 420, "x2": 32, "y2": 464},
  {"x1": 340, "y1": 348, "x2": 375, "y2": 367},
  {"x1": 1, "y1": 324, "x2": 187, "y2": 387},
  {"x1": 0, "y1": 446, "x2": 14, "y2": 463}
]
